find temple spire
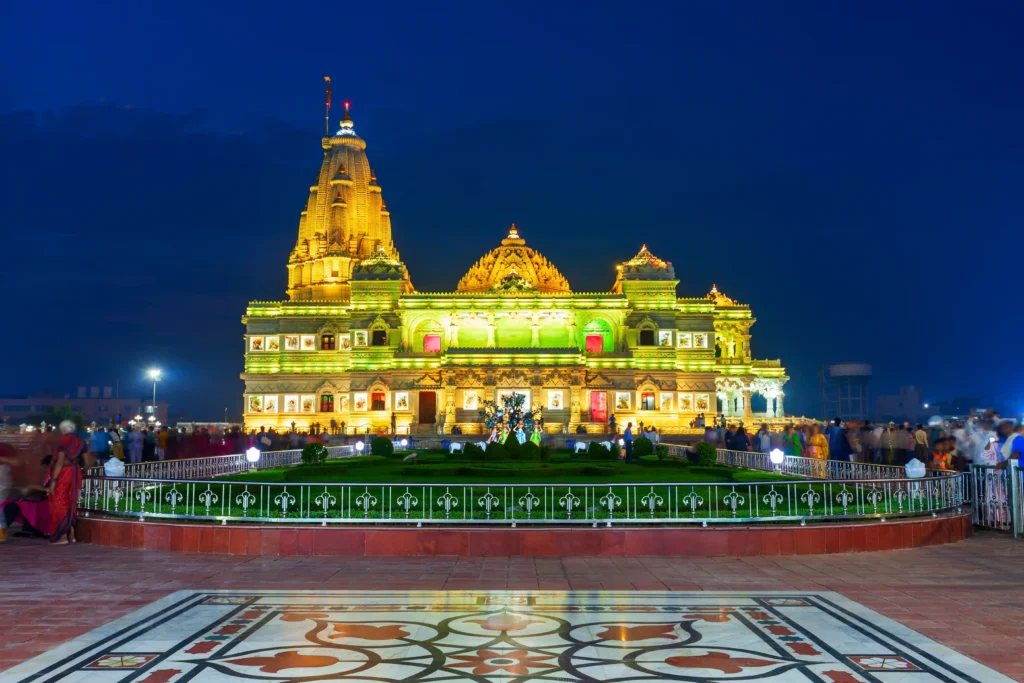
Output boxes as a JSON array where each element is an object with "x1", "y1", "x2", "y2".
[{"x1": 337, "y1": 100, "x2": 354, "y2": 135}]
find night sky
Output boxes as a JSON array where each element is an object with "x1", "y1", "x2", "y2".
[{"x1": 2, "y1": 1, "x2": 1022, "y2": 420}]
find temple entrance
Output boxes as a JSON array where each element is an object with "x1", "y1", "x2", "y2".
[
  {"x1": 419, "y1": 391, "x2": 436, "y2": 424},
  {"x1": 590, "y1": 391, "x2": 607, "y2": 423}
]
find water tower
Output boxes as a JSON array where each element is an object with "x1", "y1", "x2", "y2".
[{"x1": 818, "y1": 363, "x2": 872, "y2": 422}]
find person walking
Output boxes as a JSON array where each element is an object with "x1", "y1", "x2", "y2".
[
  {"x1": 623, "y1": 422, "x2": 634, "y2": 463},
  {"x1": 755, "y1": 424, "x2": 772, "y2": 453},
  {"x1": 782, "y1": 424, "x2": 802, "y2": 456},
  {"x1": 128, "y1": 427, "x2": 143, "y2": 464},
  {"x1": 826, "y1": 418, "x2": 848, "y2": 462},
  {"x1": 48, "y1": 420, "x2": 86, "y2": 544},
  {"x1": 732, "y1": 426, "x2": 751, "y2": 452},
  {"x1": 914, "y1": 424, "x2": 929, "y2": 462},
  {"x1": 156, "y1": 426, "x2": 168, "y2": 461},
  {"x1": 142, "y1": 429, "x2": 156, "y2": 462},
  {"x1": 90, "y1": 427, "x2": 111, "y2": 465},
  {"x1": 108, "y1": 426, "x2": 123, "y2": 461}
]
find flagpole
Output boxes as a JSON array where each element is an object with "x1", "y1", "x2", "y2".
[{"x1": 324, "y1": 76, "x2": 331, "y2": 136}]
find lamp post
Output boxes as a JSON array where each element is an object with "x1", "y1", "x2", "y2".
[{"x1": 147, "y1": 368, "x2": 161, "y2": 423}]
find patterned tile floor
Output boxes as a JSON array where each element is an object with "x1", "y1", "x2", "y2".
[
  {"x1": 0, "y1": 590, "x2": 1014, "y2": 682},
  {"x1": 0, "y1": 532, "x2": 1021, "y2": 680}
]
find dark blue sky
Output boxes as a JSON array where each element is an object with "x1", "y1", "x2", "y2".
[{"x1": 2, "y1": 0, "x2": 1022, "y2": 419}]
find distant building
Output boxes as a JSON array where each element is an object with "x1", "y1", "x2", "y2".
[
  {"x1": 0, "y1": 388, "x2": 168, "y2": 427},
  {"x1": 818, "y1": 363, "x2": 871, "y2": 422},
  {"x1": 875, "y1": 386, "x2": 926, "y2": 424}
]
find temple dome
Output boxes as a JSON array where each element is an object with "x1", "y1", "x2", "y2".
[{"x1": 456, "y1": 224, "x2": 571, "y2": 294}]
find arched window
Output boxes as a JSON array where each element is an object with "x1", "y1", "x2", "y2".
[{"x1": 320, "y1": 394, "x2": 334, "y2": 412}]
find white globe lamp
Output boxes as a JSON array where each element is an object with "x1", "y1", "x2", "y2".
[
  {"x1": 770, "y1": 448, "x2": 785, "y2": 468},
  {"x1": 400, "y1": 438, "x2": 409, "y2": 448},
  {"x1": 355, "y1": 441, "x2": 365, "y2": 453},
  {"x1": 245, "y1": 447, "x2": 260, "y2": 468}
]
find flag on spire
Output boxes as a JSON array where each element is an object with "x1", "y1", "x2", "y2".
[{"x1": 324, "y1": 76, "x2": 332, "y2": 135}]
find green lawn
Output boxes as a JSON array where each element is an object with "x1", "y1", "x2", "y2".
[{"x1": 221, "y1": 450, "x2": 783, "y2": 486}]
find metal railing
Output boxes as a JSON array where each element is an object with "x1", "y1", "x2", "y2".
[
  {"x1": 971, "y1": 463, "x2": 1023, "y2": 537},
  {"x1": 84, "y1": 446, "x2": 354, "y2": 480},
  {"x1": 701, "y1": 448, "x2": 957, "y2": 481},
  {"x1": 77, "y1": 472, "x2": 967, "y2": 526}
]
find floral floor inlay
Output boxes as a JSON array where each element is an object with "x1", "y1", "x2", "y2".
[{"x1": 0, "y1": 590, "x2": 1010, "y2": 682}]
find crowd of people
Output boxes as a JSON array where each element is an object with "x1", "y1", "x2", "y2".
[
  {"x1": 704, "y1": 410, "x2": 1024, "y2": 472},
  {"x1": 0, "y1": 422, "x2": 337, "y2": 545}
]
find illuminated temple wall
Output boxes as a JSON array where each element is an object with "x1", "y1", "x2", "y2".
[{"x1": 241, "y1": 113, "x2": 788, "y2": 434}]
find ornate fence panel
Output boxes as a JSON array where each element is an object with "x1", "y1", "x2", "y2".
[
  {"x1": 662, "y1": 446, "x2": 955, "y2": 481},
  {"x1": 971, "y1": 464, "x2": 1014, "y2": 532},
  {"x1": 84, "y1": 446, "x2": 353, "y2": 480},
  {"x1": 78, "y1": 472, "x2": 968, "y2": 527},
  {"x1": 1012, "y1": 462, "x2": 1024, "y2": 538}
]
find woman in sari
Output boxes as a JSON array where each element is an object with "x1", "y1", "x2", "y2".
[
  {"x1": 48, "y1": 420, "x2": 85, "y2": 544},
  {"x1": 808, "y1": 424, "x2": 830, "y2": 478}
]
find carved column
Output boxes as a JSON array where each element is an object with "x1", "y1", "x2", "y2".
[
  {"x1": 568, "y1": 370, "x2": 584, "y2": 434},
  {"x1": 776, "y1": 394, "x2": 785, "y2": 418},
  {"x1": 442, "y1": 370, "x2": 456, "y2": 433},
  {"x1": 567, "y1": 312, "x2": 578, "y2": 349},
  {"x1": 448, "y1": 322, "x2": 459, "y2": 348},
  {"x1": 530, "y1": 319, "x2": 540, "y2": 348},
  {"x1": 486, "y1": 314, "x2": 496, "y2": 348},
  {"x1": 742, "y1": 389, "x2": 753, "y2": 420}
]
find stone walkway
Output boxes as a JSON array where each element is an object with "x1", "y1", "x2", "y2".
[{"x1": 0, "y1": 532, "x2": 1021, "y2": 680}]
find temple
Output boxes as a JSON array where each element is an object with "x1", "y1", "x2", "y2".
[{"x1": 241, "y1": 108, "x2": 788, "y2": 434}]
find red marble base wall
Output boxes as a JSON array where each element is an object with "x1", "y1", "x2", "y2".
[{"x1": 76, "y1": 512, "x2": 973, "y2": 557}]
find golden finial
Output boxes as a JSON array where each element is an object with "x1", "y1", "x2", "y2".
[
  {"x1": 370, "y1": 168, "x2": 377, "y2": 182},
  {"x1": 508, "y1": 223, "x2": 518, "y2": 238},
  {"x1": 710, "y1": 283, "x2": 719, "y2": 293}
]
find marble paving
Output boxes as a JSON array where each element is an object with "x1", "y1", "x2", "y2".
[{"x1": 0, "y1": 590, "x2": 1012, "y2": 683}]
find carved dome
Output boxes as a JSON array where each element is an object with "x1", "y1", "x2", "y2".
[
  {"x1": 456, "y1": 225, "x2": 571, "y2": 294},
  {"x1": 351, "y1": 248, "x2": 413, "y2": 290},
  {"x1": 619, "y1": 244, "x2": 676, "y2": 280}
]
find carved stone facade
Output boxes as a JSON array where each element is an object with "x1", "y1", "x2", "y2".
[{"x1": 242, "y1": 118, "x2": 788, "y2": 434}]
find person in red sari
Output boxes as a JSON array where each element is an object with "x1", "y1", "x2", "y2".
[{"x1": 47, "y1": 420, "x2": 85, "y2": 544}]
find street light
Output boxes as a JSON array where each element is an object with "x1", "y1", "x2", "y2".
[
  {"x1": 770, "y1": 448, "x2": 785, "y2": 472},
  {"x1": 147, "y1": 368, "x2": 161, "y2": 423},
  {"x1": 246, "y1": 447, "x2": 260, "y2": 469}
]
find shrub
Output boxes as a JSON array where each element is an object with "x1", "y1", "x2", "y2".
[
  {"x1": 693, "y1": 441, "x2": 718, "y2": 467},
  {"x1": 502, "y1": 433, "x2": 521, "y2": 457},
  {"x1": 519, "y1": 441, "x2": 541, "y2": 462},
  {"x1": 655, "y1": 444, "x2": 669, "y2": 460},
  {"x1": 485, "y1": 442, "x2": 511, "y2": 461},
  {"x1": 539, "y1": 445, "x2": 552, "y2": 462},
  {"x1": 588, "y1": 441, "x2": 611, "y2": 459},
  {"x1": 370, "y1": 436, "x2": 394, "y2": 456},
  {"x1": 463, "y1": 443, "x2": 485, "y2": 460},
  {"x1": 633, "y1": 437, "x2": 654, "y2": 458},
  {"x1": 610, "y1": 441, "x2": 621, "y2": 460},
  {"x1": 300, "y1": 442, "x2": 329, "y2": 465},
  {"x1": 578, "y1": 465, "x2": 618, "y2": 476}
]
